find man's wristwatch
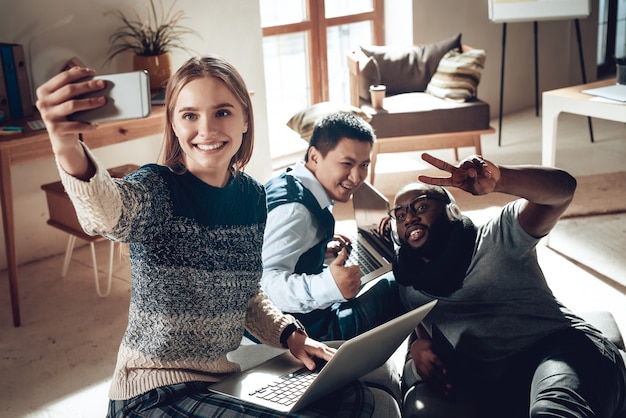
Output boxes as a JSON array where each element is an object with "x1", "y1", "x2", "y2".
[{"x1": 280, "y1": 319, "x2": 307, "y2": 348}]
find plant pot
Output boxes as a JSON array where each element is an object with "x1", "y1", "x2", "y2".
[{"x1": 133, "y1": 52, "x2": 172, "y2": 92}]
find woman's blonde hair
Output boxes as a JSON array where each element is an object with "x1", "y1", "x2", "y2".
[{"x1": 160, "y1": 55, "x2": 254, "y2": 173}]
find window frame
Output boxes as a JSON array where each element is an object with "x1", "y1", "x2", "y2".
[{"x1": 261, "y1": 0, "x2": 385, "y2": 104}]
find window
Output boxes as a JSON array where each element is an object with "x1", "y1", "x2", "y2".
[
  {"x1": 260, "y1": 0, "x2": 384, "y2": 163},
  {"x1": 597, "y1": 0, "x2": 626, "y2": 78}
]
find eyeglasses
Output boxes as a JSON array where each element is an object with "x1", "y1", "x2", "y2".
[{"x1": 388, "y1": 195, "x2": 446, "y2": 222}]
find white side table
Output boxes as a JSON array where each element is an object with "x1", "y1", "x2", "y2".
[{"x1": 542, "y1": 78, "x2": 626, "y2": 167}]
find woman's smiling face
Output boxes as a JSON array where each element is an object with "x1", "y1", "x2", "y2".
[{"x1": 171, "y1": 76, "x2": 248, "y2": 186}]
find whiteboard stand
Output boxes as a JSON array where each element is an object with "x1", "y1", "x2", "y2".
[
  {"x1": 574, "y1": 18, "x2": 595, "y2": 143},
  {"x1": 497, "y1": 19, "x2": 593, "y2": 146}
]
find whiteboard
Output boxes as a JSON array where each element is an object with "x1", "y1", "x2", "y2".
[{"x1": 488, "y1": 0, "x2": 590, "y2": 23}]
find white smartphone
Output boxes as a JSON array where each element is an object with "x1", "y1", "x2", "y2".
[{"x1": 68, "y1": 71, "x2": 151, "y2": 123}]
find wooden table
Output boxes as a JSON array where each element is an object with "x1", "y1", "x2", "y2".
[
  {"x1": 542, "y1": 78, "x2": 625, "y2": 167},
  {"x1": 0, "y1": 107, "x2": 165, "y2": 326}
]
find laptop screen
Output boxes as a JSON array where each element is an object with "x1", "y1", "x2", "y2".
[{"x1": 352, "y1": 181, "x2": 390, "y2": 230}]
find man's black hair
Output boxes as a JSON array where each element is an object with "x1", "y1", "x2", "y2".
[{"x1": 304, "y1": 112, "x2": 375, "y2": 161}]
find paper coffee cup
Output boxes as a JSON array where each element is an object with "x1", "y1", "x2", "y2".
[{"x1": 369, "y1": 85, "x2": 386, "y2": 109}]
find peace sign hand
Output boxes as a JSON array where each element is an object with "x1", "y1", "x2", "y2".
[{"x1": 417, "y1": 153, "x2": 501, "y2": 196}]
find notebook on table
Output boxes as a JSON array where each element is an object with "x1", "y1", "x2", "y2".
[
  {"x1": 209, "y1": 299, "x2": 437, "y2": 414},
  {"x1": 581, "y1": 83, "x2": 626, "y2": 102},
  {"x1": 341, "y1": 181, "x2": 395, "y2": 285}
]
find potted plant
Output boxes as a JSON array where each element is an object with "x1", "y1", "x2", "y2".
[{"x1": 105, "y1": 0, "x2": 199, "y2": 91}]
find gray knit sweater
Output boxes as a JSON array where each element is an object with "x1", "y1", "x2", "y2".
[{"x1": 58, "y1": 146, "x2": 293, "y2": 400}]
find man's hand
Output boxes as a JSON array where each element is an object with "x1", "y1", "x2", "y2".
[
  {"x1": 418, "y1": 152, "x2": 500, "y2": 196},
  {"x1": 377, "y1": 216, "x2": 392, "y2": 239},
  {"x1": 328, "y1": 248, "x2": 362, "y2": 299},
  {"x1": 326, "y1": 234, "x2": 352, "y2": 258},
  {"x1": 410, "y1": 338, "x2": 453, "y2": 397}
]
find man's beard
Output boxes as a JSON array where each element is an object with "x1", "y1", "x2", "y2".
[{"x1": 401, "y1": 214, "x2": 452, "y2": 261}]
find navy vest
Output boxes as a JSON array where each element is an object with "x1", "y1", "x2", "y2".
[{"x1": 266, "y1": 170, "x2": 334, "y2": 275}]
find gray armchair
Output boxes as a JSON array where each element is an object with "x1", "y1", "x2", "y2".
[{"x1": 347, "y1": 34, "x2": 494, "y2": 184}]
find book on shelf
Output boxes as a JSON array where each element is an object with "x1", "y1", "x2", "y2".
[{"x1": 0, "y1": 43, "x2": 34, "y2": 121}]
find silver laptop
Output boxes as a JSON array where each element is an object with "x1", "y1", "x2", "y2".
[
  {"x1": 209, "y1": 299, "x2": 436, "y2": 414},
  {"x1": 343, "y1": 181, "x2": 395, "y2": 285},
  {"x1": 581, "y1": 84, "x2": 626, "y2": 102}
]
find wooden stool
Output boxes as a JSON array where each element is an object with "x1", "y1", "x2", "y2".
[{"x1": 41, "y1": 164, "x2": 139, "y2": 297}]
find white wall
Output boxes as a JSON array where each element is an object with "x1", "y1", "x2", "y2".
[
  {"x1": 410, "y1": 0, "x2": 599, "y2": 116},
  {"x1": 0, "y1": 0, "x2": 271, "y2": 269}
]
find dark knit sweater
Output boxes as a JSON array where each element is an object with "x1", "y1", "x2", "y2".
[{"x1": 58, "y1": 146, "x2": 293, "y2": 400}]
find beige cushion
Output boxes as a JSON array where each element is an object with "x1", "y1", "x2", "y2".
[
  {"x1": 360, "y1": 33, "x2": 462, "y2": 97},
  {"x1": 287, "y1": 102, "x2": 372, "y2": 142},
  {"x1": 426, "y1": 48, "x2": 487, "y2": 102}
]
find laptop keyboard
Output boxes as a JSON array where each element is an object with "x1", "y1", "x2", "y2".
[
  {"x1": 345, "y1": 241, "x2": 383, "y2": 275},
  {"x1": 249, "y1": 367, "x2": 318, "y2": 406}
]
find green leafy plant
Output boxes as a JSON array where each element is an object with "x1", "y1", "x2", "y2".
[{"x1": 105, "y1": 0, "x2": 199, "y2": 63}]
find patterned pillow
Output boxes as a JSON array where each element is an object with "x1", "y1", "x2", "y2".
[
  {"x1": 426, "y1": 48, "x2": 487, "y2": 102},
  {"x1": 287, "y1": 102, "x2": 372, "y2": 142},
  {"x1": 360, "y1": 33, "x2": 462, "y2": 96}
]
